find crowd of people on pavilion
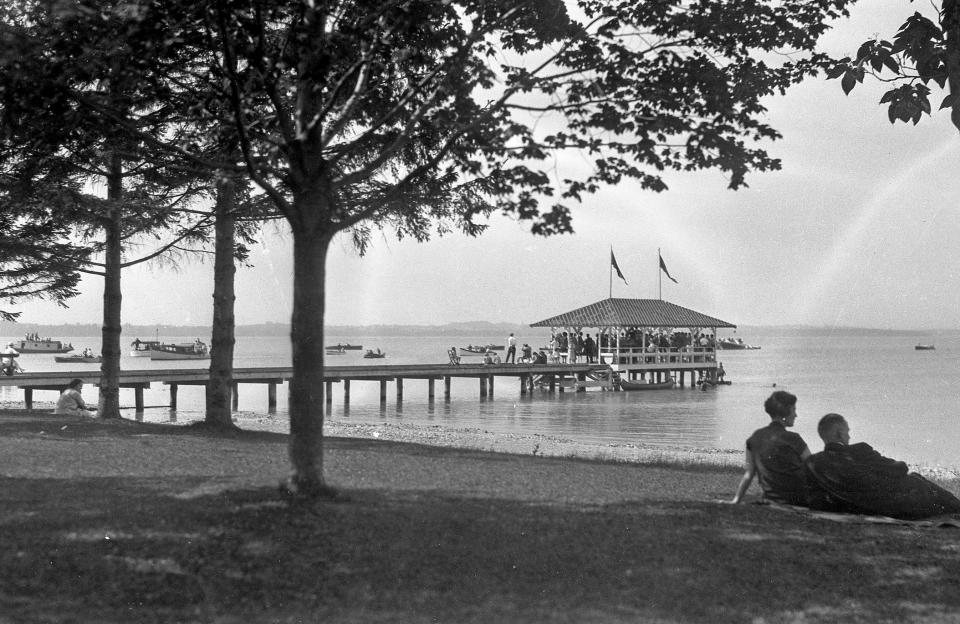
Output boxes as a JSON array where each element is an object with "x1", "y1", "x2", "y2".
[{"x1": 544, "y1": 327, "x2": 718, "y2": 364}]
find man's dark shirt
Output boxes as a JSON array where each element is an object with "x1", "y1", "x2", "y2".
[
  {"x1": 746, "y1": 422, "x2": 810, "y2": 505},
  {"x1": 806, "y1": 442, "x2": 960, "y2": 519}
]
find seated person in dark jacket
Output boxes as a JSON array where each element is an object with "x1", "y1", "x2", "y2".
[{"x1": 806, "y1": 413, "x2": 960, "y2": 519}]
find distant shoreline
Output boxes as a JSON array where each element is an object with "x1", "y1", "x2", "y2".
[{"x1": 0, "y1": 321, "x2": 938, "y2": 338}]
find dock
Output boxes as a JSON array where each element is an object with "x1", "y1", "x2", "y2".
[{"x1": 0, "y1": 363, "x2": 622, "y2": 412}]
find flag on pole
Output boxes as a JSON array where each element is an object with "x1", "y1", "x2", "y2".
[
  {"x1": 659, "y1": 253, "x2": 678, "y2": 284},
  {"x1": 611, "y1": 250, "x2": 628, "y2": 284}
]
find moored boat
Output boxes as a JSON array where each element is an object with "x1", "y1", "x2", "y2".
[
  {"x1": 148, "y1": 341, "x2": 210, "y2": 360},
  {"x1": 699, "y1": 378, "x2": 732, "y2": 388},
  {"x1": 14, "y1": 333, "x2": 73, "y2": 353},
  {"x1": 130, "y1": 339, "x2": 162, "y2": 357},
  {"x1": 459, "y1": 344, "x2": 504, "y2": 354},
  {"x1": 718, "y1": 337, "x2": 760, "y2": 350},
  {"x1": 915, "y1": 344, "x2": 935, "y2": 350},
  {"x1": 618, "y1": 377, "x2": 676, "y2": 391}
]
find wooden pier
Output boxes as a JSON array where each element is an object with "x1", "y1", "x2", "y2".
[{"x1": 0, "y1": 363, "x2": 624, "y2": 412}]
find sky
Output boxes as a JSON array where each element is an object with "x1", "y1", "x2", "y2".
[{"x1": 9, "y1": 1, "x2": 960, "y2": 331}]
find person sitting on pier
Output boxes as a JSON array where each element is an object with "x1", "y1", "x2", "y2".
[
  {"x1": 447, "y1": 347, "x2": 460, "y2": 365},
  {"x1": 54, "y1": 379, "x2": 97, "y2": 418},
  {"x1": 482, "y1": 349, "x2": 500, "y2": 365},
  {"x1": 729, "y1": 390, "x2": 816, "y2": 506},
  {"x1": 805, "y1": 414, "x2": 960, "y2": 519},
  {"x1": 519, "y1": 343, "x2": 533, "y2": 363},
  {"x1": 1, "y1": 343, "x2": 23, "y2": 376}
]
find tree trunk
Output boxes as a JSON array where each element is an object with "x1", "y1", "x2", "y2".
[
  {"x1": 97, "y1": 153, "x2": 123, "y2": 418},
  {"x1": 205, "y1": 174, "x2": 239, "y2": 428},
  {"x1": 284, "y1": 226, "x2": 333, "y2": 496}
]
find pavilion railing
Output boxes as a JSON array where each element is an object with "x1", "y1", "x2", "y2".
[{"x1": 597, "y1": 346, "x2": 717, "y2": 368}]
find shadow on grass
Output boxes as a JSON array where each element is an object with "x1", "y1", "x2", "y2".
[{"x1": 3, "y1": 474, "x2": 960, "y2": 624}]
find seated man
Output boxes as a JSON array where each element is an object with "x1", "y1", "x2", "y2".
[
  {"x1": 806, "y1": 413, "x2": 960, "y2": 519},
  {"x1": 447, "y1": 347, "x2": 460, "y2": 365},
  {"x1": 1, "y1": 342, "x2": 23, "y2": 375}
]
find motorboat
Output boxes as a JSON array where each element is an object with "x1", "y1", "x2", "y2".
[
  {"x1": 460, "y1": 344, "x2": 504, "y2": 354},
  {"x1": 13, "y1": 334, "x2": 73, "y2": 353},
  {"x1": 363, "y1": 349, "x2": 386, "y2": 359},
  {"x1": 148, "y1": 341, "x2": 210, "y2": 360},
  {"x1": 915, "y1": 344, "x2": 935, "y2": 351},
  {"x1": 130, "y1": 339, "x2": 162, "y2": 357},
  {"x1": 718, "y1": 338, "x2": 760, "y2": 350}
]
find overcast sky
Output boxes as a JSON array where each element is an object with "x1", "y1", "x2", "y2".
[{"x1": 11, "y1": 1, "x2": 960, "y2": 331}]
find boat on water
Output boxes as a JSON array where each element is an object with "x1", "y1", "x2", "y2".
[
  {"x1": 618, "y1": 377, "x2": 676, "y2": 391},
  {"x1": 718, "y1": 338, "x2": 760, "y2": 350},
  {"x1": 14, "y1": 333, "x2": 73, "y2": 353},
  {"x1": 915, "y1": 344, "x2": 936, "y2": 350},
  {"x1": 363, "y1": 349, "x2": 386, "y2": 359},
  {"x1": 130, "y1": 339, "x2": 162, "y2": 357},
  {"x1": 55, "y1": 350, "x2": 101, "y2": 364},
  {"x1": 460, "y1": 344, "x2": 504, "y2": 354},
  {"x1": 699, "y1": 378, "x2": 732, "y2": 388},
  {"x1": 326, "y1": 343, "x2": 362, "y2": 351},
  {"x1": 148, "y1": 341, "x2": 210, "y2": 360}
]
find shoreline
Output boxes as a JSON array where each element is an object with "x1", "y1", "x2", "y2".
[{"x1": 6, "y1": 402, "x2": 957, "y2": 482}]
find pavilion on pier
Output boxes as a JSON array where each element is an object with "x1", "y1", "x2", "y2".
[{"x1": 530, "y1": 297, "x2": 736, "y2": 386}]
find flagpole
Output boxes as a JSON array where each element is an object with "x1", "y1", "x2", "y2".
[
  {"x1": 658, "y1": 247, "x2": 662, "y2": 300},
  {"x1": 609, "y1": 245, "x2": 613, "y2": 298}
]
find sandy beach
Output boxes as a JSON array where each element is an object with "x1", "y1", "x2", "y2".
[{"x1": 2, "y1": 409, "x2": 960, "y2": 623}]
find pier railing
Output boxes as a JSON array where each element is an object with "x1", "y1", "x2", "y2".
[{"x1": 599, "y1": 346, "x2": 717, "y2": 368}]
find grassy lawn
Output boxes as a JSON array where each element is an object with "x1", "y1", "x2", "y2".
[{"x1": 1, "y1": 415, "x2": 959, "y2": 623}]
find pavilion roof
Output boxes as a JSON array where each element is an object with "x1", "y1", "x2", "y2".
[{"x1": 529, "y1": 298, "x2": 736, "y2": 329}]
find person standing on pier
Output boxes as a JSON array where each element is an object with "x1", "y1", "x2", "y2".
[
  {"x1": 584, "y1": 334, "x2": 596, "y2": 364},
  {"x1": 505, "y1": 333, "x2": 517, "y2": 364}
]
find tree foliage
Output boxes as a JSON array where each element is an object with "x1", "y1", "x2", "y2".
[
  {"x1": 826, "y1": 0, "x2": 960, "y2": 130},
  {"x1": 1, "y1": 0, "x2": 857, "y2": 494},
  {"x1": 0, "y1": 214, "x2": 88, "y2": 322}
]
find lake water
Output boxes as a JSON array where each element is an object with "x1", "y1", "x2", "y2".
[{"x1": 3, "y1": 328, "x2": 958, "y2": 471}]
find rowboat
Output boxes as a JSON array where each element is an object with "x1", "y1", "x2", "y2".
[
  {"x1": 54, "y1": 354, "x2": 101, "y2": 364},
  {"x1": 618, "y1": 377, "x2": 675, "y2": 391},
  {"x1": 148, "y1": 341, "x2": 210, "y2": 360},
  {"x1": 915, "y1": 344, "x2": 935, "y2": 351},
  {"x1": 699, "y1": 379, "x2": 732, "y2": 387}
]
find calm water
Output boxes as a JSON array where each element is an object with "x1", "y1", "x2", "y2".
[{"x1": 3, "y1": 328, "x2": 958, "y2": 470}]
